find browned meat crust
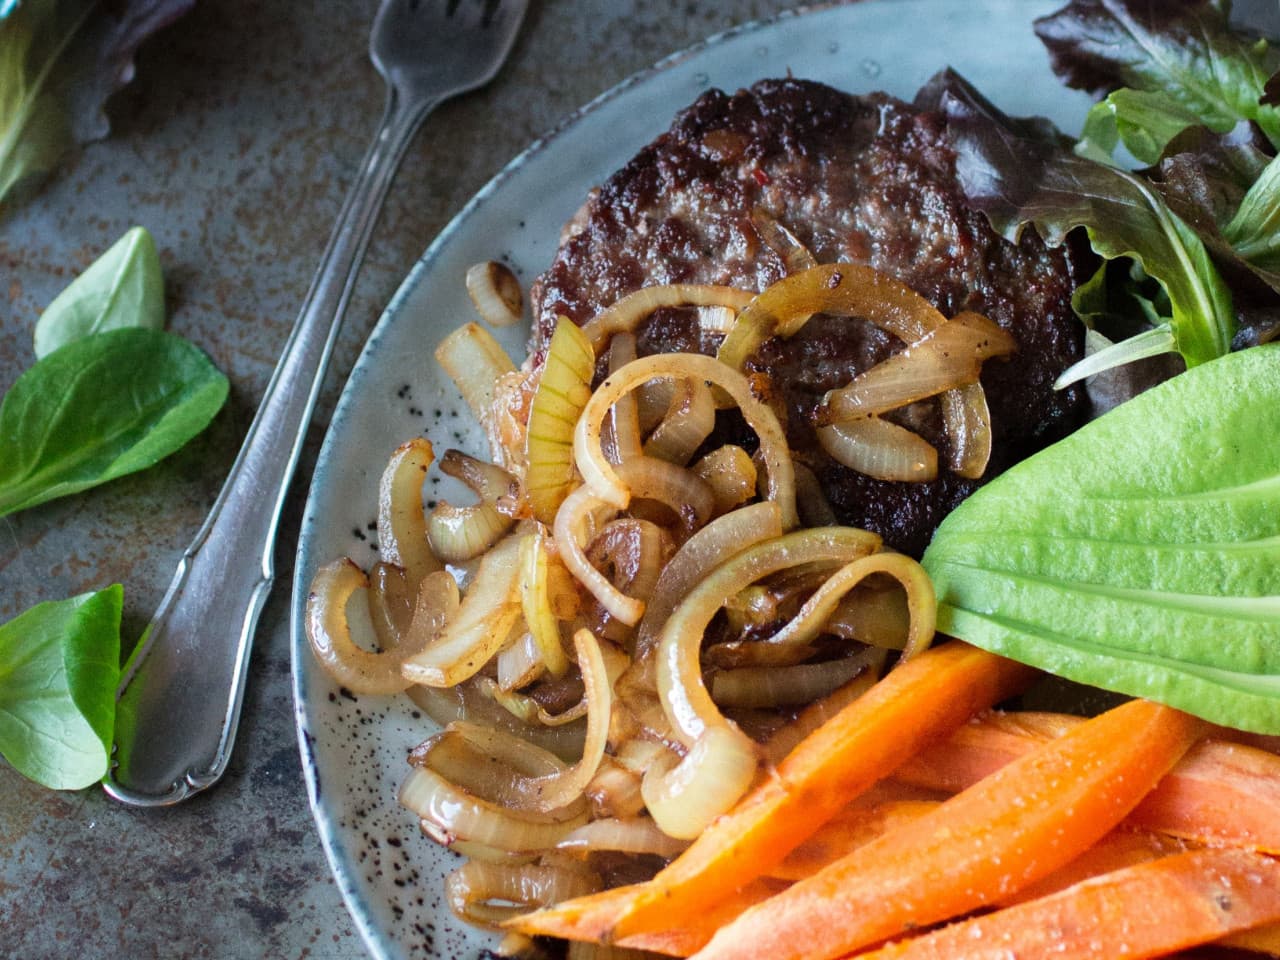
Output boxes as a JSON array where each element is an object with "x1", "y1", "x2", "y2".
[{"x1": 532, "y1": 78, "x2": 1086, "y2": 556}]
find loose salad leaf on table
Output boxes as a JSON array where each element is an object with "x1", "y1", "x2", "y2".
[{"x1": 0, "y1": 586, "x2": 122, "y2": 790}]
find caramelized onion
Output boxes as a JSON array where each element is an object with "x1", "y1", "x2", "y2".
[
  {"x1": 941, "y1": 381, "x2": 995, "y2": 479},
  {"x1": 435, "y1": 322, "x2": 517, "y2": 422},
  {"x1": 573, "y1": 352, "x2": 797, "y2": 528},
  {"x1": 406, "y1": 680, "x2": 587, "y2": 762},
  {"x1": 717, "y1": 263, "x2": 947, "y2": 371},
  {"x1": 692, "y1": 445, "x2": 758, "y2": 516},
  {"x1": 445, "y1": 859, "x2": 598, "y2": 927},
  {"x1": 644, "y1": 376, "x2": 716, "y2": 465},
  {"x1": 557, "y1": 817, "x2": 689, "y2": 859},
  {"x1": 402, "y1": 535, "x2": 523, "y2": 687},
  {"x1": 526, "y1": 317, "x2": 595, "y2": 524},
  {"x1": 553, "y1": 485, "x2": 644, "y2": 625},
  {"x1": 817, "y1": 419, "x2": 938, "y2": 482},
  {"x1": 640, "y1": 724, "x2": 760, "y2": 839},
  {"x1": 519, "y1": 531, "x2": 571, "y2": 676},
  {"x1": 657, "y1": 526, "x2": 880, "y2": 748},
  {"x1": 376, "y1": 438, "x2": 442, "y2": 587},
  {"x1": 306, "y1": 559, "x2": 456, "y2": 695},
  {"x1": 466, "y1": 260, "x2": 524, "y2": 328},
  {"x1": 820, "y1": 312, "x2": 1016, "y2": 424},
  {"x1": 711, "y1": 651, "x2": 877, "y2": 708},
  {"x1": 580, "y1": 284, "x2": 754, "y2": 353},
  {"x1": 605, "y1": 332, "x2": 643, "y2": 464}
]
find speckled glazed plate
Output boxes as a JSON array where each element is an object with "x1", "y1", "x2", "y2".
[{"x1": 291, "y1": 3, "x2": 1092, "y2": 958}]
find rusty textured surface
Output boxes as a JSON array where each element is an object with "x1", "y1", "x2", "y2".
[{"x1": 0, "y1": 1, "x2": 794, "y2": 957}]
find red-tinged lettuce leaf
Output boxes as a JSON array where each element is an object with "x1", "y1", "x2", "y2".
[
  {"x1": 1036, "y1": 0, "x2": 1280, "y2": 160},
  {"x1": 937, "y1": 68, "x2": 1236, "y2": 378},
  {"x1": 0, "y1": 0, "x2": 194, "y2": 212}
]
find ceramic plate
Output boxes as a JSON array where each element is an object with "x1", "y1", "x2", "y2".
[{"x1": 290, "y1": 3, "x2": 1092, "y2": 958}]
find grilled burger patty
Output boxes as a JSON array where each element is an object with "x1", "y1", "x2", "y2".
[{"x1": 531, "y1": 78, "x2": 1086, "y2": 556}]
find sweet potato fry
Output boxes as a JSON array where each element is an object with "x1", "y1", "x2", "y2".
[
  {"x1": 503, "y1": 877, "x2": 787, "y2": 956},
  {"x1": 691, "y1": 699, "x2": 1204, "y2": 960},
  {"x1": 853, "y1": 848, "x2": 1280, "y2": 960},
  {"x1": 897, "y1": 710, "x2": 1280, "y2": 851},
  {"x1": 607, "y1": 642, "x2": 1036, "y2": 941}
]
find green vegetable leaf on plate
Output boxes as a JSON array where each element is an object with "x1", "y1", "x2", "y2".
[
  {"x1": 33, "y1": 225, "x2": 165, "y2": 357},
  {"x1": 0, "y1": 326, "x2": 228, "y2": 517},
  {"x1": 1035, "y1": 0, "x2": 1280, "y2": 164},
  {"x1": 0, "y1": 585, "x2": 122, "y2": 789},
  {"x1": 940, "y1": 69, "x2": 1236, "y2": 386},
  {"x1": 923, "y1": 343, "x2": 1280, "y2": 734}
]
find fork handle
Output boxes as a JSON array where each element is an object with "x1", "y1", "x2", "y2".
[{"x1": 103, "y1": 88, "x2": 442, "y2": 806}]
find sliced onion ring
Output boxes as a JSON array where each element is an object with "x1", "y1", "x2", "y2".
[
  {"x1": 817, "y1": 419, "x2": 938, "y2": 483},
  {"x1": 580, "y1": 284, "x2": 754, "y2": 353},
  {"x1": 573, "y1": 352, "x2": 797, "y2": 529},
  {"x1": 465, "y1": 260, "x2": 523, "y2": 328},
  {"x1": 376, "y1": 438, "x2": 442, "y2": 587},
  {"x1": 306, "y1": 559, "x2": 456, "y2": 695}
]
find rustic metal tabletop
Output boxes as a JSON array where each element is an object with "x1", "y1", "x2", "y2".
[{"x1": 0, "y1": 2, "x2": 793, "y2": 957}]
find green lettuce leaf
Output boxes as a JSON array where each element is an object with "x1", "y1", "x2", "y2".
[
  {"x1": 33, "y1": 226, "x2": 165, "y2": 358},
  {"x1": 0, "y1": 327, "x2": 228, "y2": 517},
  {"x1": 1035, "y1": 0, "x2": 1280, "y2": 163},
  {"x1": 923, "y1": 343, "x2": 1280, "y2": 734},
  {"x1": 0, "y1": 585, "x2": 123, "y2": 789},
  {"x1": 940, "y1": 70, "x2": 1236, "y2": 383}
]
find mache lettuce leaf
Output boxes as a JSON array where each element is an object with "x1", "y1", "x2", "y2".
[
  {"x1": 1035, "y1": 0, "x2": 1280, "y2": 164},
  {"x1": 0, "y1": 0, "x2": 194, "y2": 211},
  {"x1": 33, "y1": 225, "x2": 165, "y2": 357},
  {"x1": 0, "y1": 585, "x2": 122, "y2": 789},
  {"x1": 923, "y1": 343, "x2": 1280, "y2": 734}
]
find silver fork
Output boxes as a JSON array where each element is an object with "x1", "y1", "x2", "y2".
[{"x1": 103, "y1": 0, "x2": 528, "y2": 806}]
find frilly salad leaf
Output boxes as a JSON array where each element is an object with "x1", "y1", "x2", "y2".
[
  {"x1": 0, "y1": 0, "x2": 194, "y2": 211},
  {"x1": 0, "y1": 585, "x2": 122, "y2": 789},
  {"x1": 1035, "y1": 0, "x2": 1280, "y2": 164},
  {"x1": 34, "y1": 225, "x2": 164, "y2": 358},
  {"x1": 938, "y1": 70, "x2": 1236, "y2": 386},
  {"x1": 922, "y1": 343, "x2": 1280, "y2": 734}
]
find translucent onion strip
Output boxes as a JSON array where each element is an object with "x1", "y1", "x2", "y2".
[
  {"x1": 640, "y1": 724, "x2": 760, "y2": 840},
  {"x1": 644, "y1": 376, "x2": 716, "y2": 465},
  {"x1": 736, "y1": 551, "x2": 936, "y2": 662},
  {"x1": 606, "y1": 332, "x2": 642, "y2": 464},
  {"x1": 817, "y1": 419, "x2": 938, "y2": 482},
  {"x1": 305, "y1": 559, "x2": 456, "y2": 695},
  {"x1": 751, "y1": 207, "x2": 818, "y2": 274},
  {"x1": 519, "y1": 531, "x2": 571, "y2": 676},
  {"x1": 573, "y1": 352, "x2": 798, "y2": 529},
  {"x1": 710, "y1": 651, "x2": 878, "y2": 708},
  {"x1": 400, "y1": 766, "x2": 588, "y2": 851},
  {"x1": 557, "y1": 817, "x2": 690, "y2": 859},
  {"x1": 406, "y1": 680, "x2": 587, "y2": 762},
  {"x1": 366, "y1": 561, "x2": 416, "y2": 652},
  {"x1": 615, "y1": 456, "x2": 715, "y2": 538},
  {"x1": 941, "y1": 381, "x2": 995, "y2": 479},
  {"x1": 435, "y1": 322, "x2": 517, "y2": 423},
  {"x1": 428, "y1": 500, "x2": 513, "y2": 564},
  {"x1": 657, "y1": 526, "x2": 881, "y2": 747},
  {"x1": 526, "y1": 317, "x2": 595, "y2": 524},
  {"x1": 376, "y1": 438, "x2": 442, "y2": 587},
  {"x1": 402, "y1": 535, "x2": 522, "y2": 686},
  {"x1": 580, "y1": 284, "x2": 755, "y2": 352},
  {"x1": 793, "y1": 461, "x2": 838, "y2": 526},
  {"x1": 497, "y1": 630, "x2": 545, "y2": 691},
  {"x1": 693, "y1": 445, "x2": 758, "y2": 515},
  {"x1": 445, "y1": 860, "x2": 599, "y2": 927},
  {"x1": 717, "y1": 262, "x2": 948, "y2": 371},
  {"x1": 465, "y1": 260, "x2": 523, "y2": 328},
  {"x1": 553, "y1": 484, "x2": 644, "y2": 625},
  {"x1": 820, "y1": 312, "x2": 1016, "y2": 424}
]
